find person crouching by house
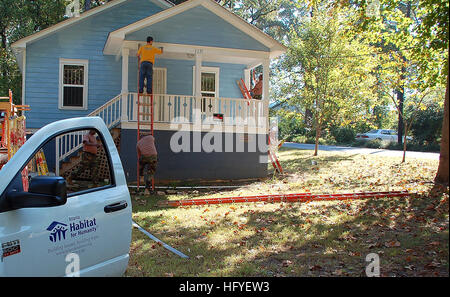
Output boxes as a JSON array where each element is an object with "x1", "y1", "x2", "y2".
[
  {"x1": 137, "y1": 36, "x2": 163, "y2": 94},
  {"x1": 137, "y1": 132, "x2": 158, "y2": 195},
  {"x1": 67, "y1": 129, "x2": 100, "y2": 187}
]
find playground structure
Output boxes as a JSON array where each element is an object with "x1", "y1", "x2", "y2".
[
  {"x1": 0, "y1": 90, "x2": 29, "y2": 163},
  {"x1": 0, "y1": 90, "x2": 37, "y2": 190}
]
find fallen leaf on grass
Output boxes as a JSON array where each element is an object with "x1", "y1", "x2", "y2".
[
  {"x1": 384, "y1": 241, "x2": 401, "y2": 248},
  {"x1": 424, "y1": 261, "x2": 440, "y2": 269},
  {"x1": 282, "y1": 260, "x2": 293, "y2": 267},
  {"x1": 332, "y1": 269, "x2": 344, "y2": 276},
  {"x1": 309, "y1": 265, "x2": 322, "y2": 271}
]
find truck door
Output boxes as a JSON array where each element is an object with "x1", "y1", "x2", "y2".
[{"x1": 0, "y1": 117, "x2": 132, "y2": 277}]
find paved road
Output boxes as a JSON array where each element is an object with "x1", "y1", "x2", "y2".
[{"x1": 282, "y1": 142, "x2": 440, "y2": 160}]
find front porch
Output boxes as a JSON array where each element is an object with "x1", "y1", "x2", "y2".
[
  {"x1": 114, "y1": 41, "x2": 272, "y2": 134},
  {"x1": 121, "y1": 92, "x2": 268, "y2": 133}
]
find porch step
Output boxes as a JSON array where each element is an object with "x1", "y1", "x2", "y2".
[{"x1": 60, "y1": 128, "x2": 121, "y2": 180}]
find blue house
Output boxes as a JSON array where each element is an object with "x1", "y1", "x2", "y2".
[{"x1": 11, "y1": 0, "x2": 286, "y2": 183}]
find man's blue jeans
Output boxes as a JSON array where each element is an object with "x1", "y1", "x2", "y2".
[{"x1": 139, "y1": 61, "x2": 153, "y2": 94}]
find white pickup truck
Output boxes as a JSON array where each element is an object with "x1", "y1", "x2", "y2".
[{"x1": 0, "y1": 117, "x2": 132, "y2": 277}]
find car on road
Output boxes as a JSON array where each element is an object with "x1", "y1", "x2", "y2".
[{"x1": 355, "y1": 129, "x2": 412, "y2": 142}]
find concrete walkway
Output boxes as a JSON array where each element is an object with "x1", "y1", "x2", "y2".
[{"x1": 282, "y1": 142, "x2": 440, "y2": 160}]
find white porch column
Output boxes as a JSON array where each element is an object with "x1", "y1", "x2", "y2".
[
  {"x1": 262, "y1": 58, "x2": 270, "y2": 132},
  {"x1": 121, "y1": 47, "x2": 129, "y2": 122},
  {"x1": 194, "y1": 49, "x2": 203, "y2": 125},
  {"x1": 244, "y1": 68, "x2": 251, "y2": 90},
  {"x1": 194, "y1": 49, "x2": 203, "y2": 97}
]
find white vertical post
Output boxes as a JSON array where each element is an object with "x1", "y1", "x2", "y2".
[
  {"x1": 55, "y1": 136, "x2": 60, "y2": 176},
  {"x1": 262, "y1": 58, "x2": 270, "y2": 131},
  {"x1": 121, "y1": 47, "x2": 129, "y2": 122},
  {"x1": 244, "y1": 68, "x2": 251, "y2": 91},
  {"x1": 21, "y1": 48, "x2": 26, "y2": 117},
  {"x1": 194, "y1": 49, "x2": 203, "y2": 125}
]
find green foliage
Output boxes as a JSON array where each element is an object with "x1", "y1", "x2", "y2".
[
  {"x1": 331, "y1": 127, "x2": 356, "y2": 144},
  {"x1": 275, "y1": 109, "x2": 307, "y2": 141},
  {"x1": 0, "y1": 0, "x2": 68, "y2": 102},
  {"x1": 282, "y1": 5, "x2": 379, "y2": 153},
  {"x1": 409, "y1": 102, "x2": 444, "y2": 145}
]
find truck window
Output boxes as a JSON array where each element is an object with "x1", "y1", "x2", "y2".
[{"x1": 26, "y1": 129, "x2": 113, "y2": 195}]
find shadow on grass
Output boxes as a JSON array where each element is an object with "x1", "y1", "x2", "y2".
[
  {"x1": 126, "y1": 182, "x2": 448, "y2": 277},
  {"x1": 273, "y1": 148, "x2": 358, "y2": 176}
]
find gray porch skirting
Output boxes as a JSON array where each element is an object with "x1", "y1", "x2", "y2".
[{"x1": 119, "y1": 129, "x2": 268, "y2": 183}]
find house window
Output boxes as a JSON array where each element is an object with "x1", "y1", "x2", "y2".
[
  {"x1": 59, "y1": 59, "x2": 88, "y2": 110},
  {"x1": 201, "y1": 72, "x2": 216, "y2": 98},
  {"x1": 193, "y1": 67, "x2": 219, "y2": 112}
]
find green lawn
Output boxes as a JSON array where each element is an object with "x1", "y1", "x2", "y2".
[{"x1": 125, "y1": 148, "x2": 449, "y2": 277}]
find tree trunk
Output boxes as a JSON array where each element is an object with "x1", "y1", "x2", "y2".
[
  {"x1": 402, "y1": 124, "x2": 408, "y2": 163},
  {"x1": 435, "y1": 74, "x2": 449, "y2": 185},
  {"x1": 314, "y1": 123, "x2": 321, "y2": 156}
]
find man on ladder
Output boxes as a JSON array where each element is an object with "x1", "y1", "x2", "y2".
[
  {"x1": 136, "y1": 132, "x2": 158, "y2": 195},
  {"x1": 137, "y1": 36, "x2": 163, "y2": 94}
]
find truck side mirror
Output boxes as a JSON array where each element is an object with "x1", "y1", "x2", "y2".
[{"x1": 6, "y1": 176, "x2": 67, "y2": 210}]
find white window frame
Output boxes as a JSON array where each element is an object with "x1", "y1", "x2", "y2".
[
  {"x1": 59, "y1": 58, "x2": 89, "y2": 110},
  {"x1": 192, "y1": 66, "x2": 220, "y2": 98}
]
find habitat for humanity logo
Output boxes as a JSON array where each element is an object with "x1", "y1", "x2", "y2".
[
  {"x1": 47, "y1": 218, "x2": 97, "y2": 243},
  {"x1": 47, "y1": 222, "x2": 68, "y2": 242}
]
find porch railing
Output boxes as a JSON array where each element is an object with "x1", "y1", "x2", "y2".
[{"x1": 126, "y1": 93, "x2": 266, "y2": 127}]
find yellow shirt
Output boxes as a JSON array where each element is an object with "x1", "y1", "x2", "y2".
[{"x1": 138, "y1": 45, "x2": 162, "y2": 64}]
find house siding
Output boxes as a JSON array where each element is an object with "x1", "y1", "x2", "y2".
[
  {"x1": 25, "y1": 0, "x2": 164, "y2": 129},
  {"x1": 125, "y1": 5, "x2": 270, "y2": 51}
]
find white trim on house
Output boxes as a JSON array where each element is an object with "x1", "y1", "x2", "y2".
[
  {"x1": 58, "y1": 58, "x2": 89, "y2": 111},
  {"x1": 122, "y1": 40, "x2": 270, "y2": 68},
  {"x1": 104, "y1": 0, "x2": 286, "y2": 58},
  {"x1": 192, "y1": 66, "x2": 220, "y2": 98},
  {"x1": 21, "y1": 48, "x2": 26, "y2": 110}
]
